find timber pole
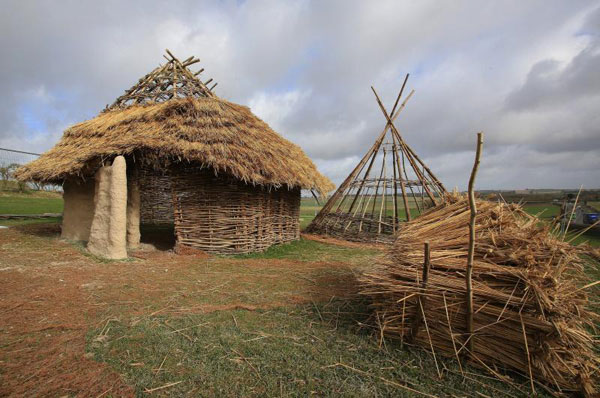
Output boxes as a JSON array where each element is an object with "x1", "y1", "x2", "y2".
[{"x1": 466, "y1": 132, "x2": 483, "y2": 356}]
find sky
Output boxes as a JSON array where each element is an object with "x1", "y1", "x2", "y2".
[{"x1": 0, "y1": 0, "x2": 599, "y2": 190}]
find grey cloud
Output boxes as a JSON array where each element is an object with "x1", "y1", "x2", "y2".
[
  {"x1": 0, "y1": 0, "x2": 598, "y2": 189},
  {"x1": 505, "y1": 6, "x2": 600, "y2": 112},
  {"x1": 504, "y1": 47, "x2": 600, "y2": 112}
]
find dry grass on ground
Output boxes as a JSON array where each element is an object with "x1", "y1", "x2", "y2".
[
  {"x1": 0, "y1": 222, "x2": 551, "y2": 397},
  {"x1": 0, "y1": 223, "x2": 375, "y2": 397}
]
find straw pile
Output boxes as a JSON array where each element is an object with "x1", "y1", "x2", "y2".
[
  {"x1": 360, "y1": 195, "x2": 599, "y2": 396},
  {"x1": 15, "y1": 97, "x2": 333, "y2": 195}
]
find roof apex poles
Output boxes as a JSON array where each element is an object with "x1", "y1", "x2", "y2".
[
  {"x1": 105, "y1": 49, "x2": 217, "y2": 111},
  {"x1": 306, "y1": 74, "x2": 448, "y2": 243}
]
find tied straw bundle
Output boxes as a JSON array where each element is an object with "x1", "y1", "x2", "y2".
[{"x1": 360, "y1": 194, "x2": 599, "y2": 396}]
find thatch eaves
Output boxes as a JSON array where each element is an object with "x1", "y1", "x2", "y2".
[{"x1": 15, "y1": 97, "x2": 334, "y2": 195}]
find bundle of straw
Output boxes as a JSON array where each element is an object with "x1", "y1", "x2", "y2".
[{"x1": 360, "y1": 195, "x2": 599, "y2": 396}]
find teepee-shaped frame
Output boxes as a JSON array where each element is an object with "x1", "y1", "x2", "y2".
[
  {"x1": 307, "y1": 75, "x2": 447, "y2": 242},
  {"x1": 105, "y1": 49, "x2": 218, "y2": 111}
]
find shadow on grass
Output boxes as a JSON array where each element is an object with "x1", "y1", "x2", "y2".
[
  {"x1": 12, "y1": 219, "x2": 62, "y2": 237},
  {"x1": 87, "y1": 295, "x2": 545, "y2": 398},
  {"x1": 233, "y1": 237, "x2": 380, "y2": 264}
]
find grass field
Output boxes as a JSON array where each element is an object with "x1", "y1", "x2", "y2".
[
  {"x1": 0, "y1": 191, "x2": 597, "y2": 396},
  {"x1": 0, "y1": 190, "x2": 63, "y2": 214}
]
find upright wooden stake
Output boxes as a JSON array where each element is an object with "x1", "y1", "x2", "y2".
[
  {"x1": 402, "y1": 151, "x2": 421, "y2": 214},
  {"x1": 562, "y1": 184, "x2": 583, "y2": 240},
  {"x1": 172, "y1": 61, "x2": 178, "y2": 97},
  {"x1": 408, "y1": 242, "x2": 431, "y2": 343},
  {"x1": 310, "y1": 189, "x2": 321, "y2": 206},
  {"x1": 392, "y1": 144, "x2": 399, "y2": 231},
  {"x1": 378, "y1": 150, "x2": 388, "y2": 233},
  {"x1": 466, "y1": 132, "x2": 483, "y2": 355},
  {"x1": 370, "y1": 154, "x2": 387, "y2": 219},
  {"x1": 391, "y1": 132, "x2": 411, "y2": 221}
]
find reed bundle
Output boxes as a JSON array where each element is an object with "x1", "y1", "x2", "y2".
[{"x1": 360, "y1": 195, "x2": 599, "y2": 396}]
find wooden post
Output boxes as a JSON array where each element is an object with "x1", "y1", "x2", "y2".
[
  {"x1": 370, "y1": 153, "x2": 387, "y2": 219},
  {"x1": 408, "y1": 242, "x2": 430, "y2": 343},
  {"x1": 466, "y1": 132, "x2": 483, "y2": 355},
  {"x1": 562, "y1": 184, "x2": 583, "y2": 240},
  {"x1": 392, "y1": 130, "x2": 411, "y2": 221},
  {"x1": 402, "y1": 150, "x2": 421, "y2": 214},
  {"x1": 172, "y1": 60, "x2": 178, "y2": 97},
  {"x1": 392, "y1": 144, "x2": 399, "y2": 231},
  {"x1": 377, "y1": 150, "x2": 388, "y2": 233},
  {"x1": 310, "y1": 189, "x2": 321, "y2": 206}
]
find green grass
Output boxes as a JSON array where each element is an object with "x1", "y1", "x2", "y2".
[
  {"x1": 522, "y1": 203, "x2": 560, "y2": 219},
  {"x1": 0, "y1": 195, "x2": 63, "y2": 214},
  {"x1": 233, "y1": 238, "x2": 379, "y2": 263},
  {"x1": 88, "y1": 301, "x2": 542, "y2": 398},
  {"x1": 299, "y1": 197, "x2": 423, "y2": 230},
  {"x1": 565, "y1": 227, "x2": 600, "y2": 247},
  {"x1": 0, "y1": 216, "x2": 62, "y2": 227}
]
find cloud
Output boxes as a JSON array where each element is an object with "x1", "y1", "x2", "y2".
[
  {"x1": 248, "y1": 89, "x2": 312, "y2": 132},
  {"x1": 0, "y1": 0, "x2": 598, "y2": 190}
]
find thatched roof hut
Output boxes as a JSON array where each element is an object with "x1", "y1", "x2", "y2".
[
  {"x1": 16, "y1": 97, "x2": 332, "y2": 194},
  {"x1": 17, "y1": 51, "x2": 332, "y2": 256}
]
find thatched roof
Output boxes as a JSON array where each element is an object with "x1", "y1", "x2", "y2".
[{"x1": 15, "y1": 97, "x2": 334, "y2": 194}]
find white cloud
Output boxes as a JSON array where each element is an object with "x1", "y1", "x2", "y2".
[
  {"x1": 0, "y1": 0, "x2": 598, "y2": 190},
  {"x1": 248, "y1": 89, "x2": 311, "y2": 132}
]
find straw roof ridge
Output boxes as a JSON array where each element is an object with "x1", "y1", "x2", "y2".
[{"x1": 16, "y1": 97, "x2": 334, "y2": 195}]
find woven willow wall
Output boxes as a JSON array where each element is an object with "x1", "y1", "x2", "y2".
[
  {"x1": 171, "y1": 167, "x2": 301, "y2": 254},
  {"x1": 138, "y1": 166, "x2": 174, "y2": 224}
]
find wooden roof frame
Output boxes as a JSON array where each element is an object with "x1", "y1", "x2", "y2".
[{"x1": 105, "y1": 49, "x2": 217, "y2": 111}]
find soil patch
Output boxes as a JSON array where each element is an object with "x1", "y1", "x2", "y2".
[{"x1": 0, "y1": 223, "x2": 368, "y2": 396}]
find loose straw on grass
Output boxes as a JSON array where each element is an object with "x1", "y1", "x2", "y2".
[{"x1": 359, "y1": 193, "x2": 599, "y2": 396}]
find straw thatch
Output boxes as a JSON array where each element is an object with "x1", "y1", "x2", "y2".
[
  {"x1": 15, "y1": 97, "x2": 333, "y2": 195},
  {"x1": 360, "y1": 195, "x2": 599, "y2": 396}
]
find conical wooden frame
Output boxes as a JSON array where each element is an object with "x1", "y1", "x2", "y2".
[{"x1": 306, "y1": 75, "x2": 447, "y2": 242}]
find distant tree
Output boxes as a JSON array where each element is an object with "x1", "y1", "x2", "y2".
[{"x1": 0, "y1": 163, "x2": 20, "y2": 190}]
